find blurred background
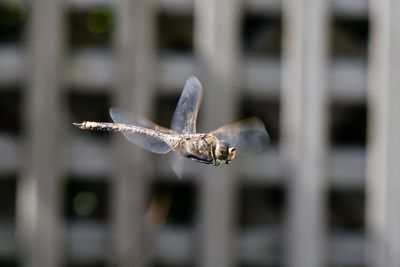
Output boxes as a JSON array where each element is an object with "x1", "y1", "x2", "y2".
[{"x1": 0, "y1": 0, "x2": 399, "y2": 267}]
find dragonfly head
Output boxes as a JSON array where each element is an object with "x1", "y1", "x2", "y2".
[{"x1": 214, "y1": 141, "x2": 236, "y2": 164}]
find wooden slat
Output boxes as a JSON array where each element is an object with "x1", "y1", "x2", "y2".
[
  {"x1": 330, "y1": 58, "x2": 367, "y2": 102},
  {"x1": 0, "y1": 46, "x2": 25, "y2": 85},
  {"x1": 239, "y1": 226, "x2": 282, "y2": 266},
  {"x1": 152, "y1": 226, "x2": 194, "y2": 265},
  {"x1": 16, "y1": 0, "x2": 65, "y2": 266},
  {"x1": 242, "y1": 57, "x2": 281, "y2": 97},
  {"x1": 111, "y1": 0, "x2": 156, "y2": 266},
  {"x1": 67, "y1": 135, "x2": 113, "y2": 177},
  {"x1": 281, "y1": 0, "x2": 329, "y2": 267},
  {"x1": 332, "y1": 0, "x2": 369, "y2": 18},
  {"x1": 0, "y1": 0, "x2": 368, "y2": 15},
  {"x1": 244, "y1": 0, "x2": 281, "y2": 14},
  {"x1": 367, "y1": 0, "x2": 400, "y2": 266},
  {"x1": 64, "y1": 55, "x2": 366, "y2": 101},
  {"x1": 328, "y1": 232, "x2": 367, "y2": 266},
  {"x1": 2, "y1": 223, "x2": 361, "y2": 266},
  {"x1": 63, "y1": 140, "x2": 366, "y2": 186},
  {"x1": 158, "y1": 0, "x2": 193, "y2": 13},
  {"x1": 329, "y1": 147, "x2": 366, "y2": 188},
  {"x1": 66, "y1": 221, "x2": 109, "y2": 263},
  {"x1": 0, "y1": 46, "x2": 368, "y2": 102},
  {"x1": 0, "y1": 0, "x2": 26, "y2": 4},
  {"x1": 66, "y1": 49, "x2": 114, "y2": 90},
  {"x1": 69, "y1": 0, "x2": 110, "y2": 9},
  {"x1": 0, "y1": 135, "x2": 19, "y2": 175},
  {"x1": 194, "y1": 0, "x2": 241, "y2": 267},
  {"x1": 157, "y1": 54, "x2": 198, "y2": 90},
  {"x1": 0, "y1": 222, "x2": 16, "y2": 258},
  {"x1": 113, "y1": 0, "x2": 368, "y2": 16}
]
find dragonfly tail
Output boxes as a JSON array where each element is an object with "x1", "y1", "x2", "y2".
[{"x1": 72, "y1": 121, "x2": 122, "y2": 132}]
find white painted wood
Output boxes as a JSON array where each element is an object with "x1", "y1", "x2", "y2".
[
  {"x1": 0, "y1": 47, "x2": 368, "y2": 102},
  {"x1": 0, "y1": 46, "x2": 25, "y2": 85},
  {"x1": 111, "y1": 0, "x2": 156, "y2": 266},
  {"x1": 0, "y1": 222, "x2": 17, "y2": 258},
  {"x1": 16, "y1": 0, "x2": 65, "y2": 266},
  {"x1": 328, "y1": 231, "x2": 367, "y2": 266},
  {"x1": 66, "y1": 135, "x2": 113, "y2": 177},
  {"x1": 0, "y1": 134, "x2": 20, "y2": 174},
  {"x1": 0, "y1": 223, "x2": 365, "y2": 266},
  {"x1": 0, "y1": 136, "x2": 366, "y2": 185},
  {"x1": 281, "y1": 0, "x2": 329, "y2": 266},
  {"x1": 194, "y1": 0, "x2": 241, "y2": 267},
  {"x1": 367, "y1": 0, "x2": 400, "y2": 266},
  {"x1": 65, "y1": 49, "x2": 114, "y2": 89},
  {"x1": 332, "y1": 0, "x2": 369, "y2": 17}
]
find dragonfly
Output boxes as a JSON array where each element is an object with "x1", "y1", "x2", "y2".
[{"x1": 73, "y1": 76, "x2": 269, "y2": 177}]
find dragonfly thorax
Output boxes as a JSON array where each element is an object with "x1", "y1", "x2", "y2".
[{"x1": 171, "y1": 135, "x2": 236, "y2": 166}]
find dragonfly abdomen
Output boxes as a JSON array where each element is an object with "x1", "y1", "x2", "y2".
[
  {"x1": 73, "y1": 121, "x2": 159, "y2": 136},
  {"x1": 73, "y1": 121, "x2": 174, "y2": 144},
  {"x1": 73, "y1": 121, "x2": 129, "y2": 132}
]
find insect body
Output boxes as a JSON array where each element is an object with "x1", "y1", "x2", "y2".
[
  {"x1": 74, "y1": 121, "x2": 236, "y2": 166},
  {"x1": 74, "y1": 77, "x2": 268, "y2": 176},
  {"x1": 171, "y1": 134, "x2": 236, "y2": 165}
]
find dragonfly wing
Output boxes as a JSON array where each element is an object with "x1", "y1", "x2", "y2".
[
  {"x1": 110, "y1": 108, "x2": 175, "y2": 133},
  {"x1": 169, "y1": 152, "x2": 203, "y2": 179},
  {"x1": 170, "y1": 153, "x2": 185, "y2": 179},
  {"x1": 211, "y1": 117, "x2": 270, "y2": 153},
  {"x1": 171, "y1": 76, "x2": 203, "y2": 134},
  {"x1": 109, "y1": 108, "x2": 172, "y2": 154}
]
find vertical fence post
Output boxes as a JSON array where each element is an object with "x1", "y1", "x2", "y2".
[
  {"x1": 17, "y1": 0, "x2": 65, "y2": 266},
  {"x1": 281, "y1": 0, "x2": 329, "y2": 266},
  {"x1": 112, "y1": 0, "x2": 156, "y2": 266},
  {"x1": 194, "y1": 0, "x2": 241, "y2": 266},
  {"x1": 367, "y1": 1, "x2": 400, "y2": 267}
]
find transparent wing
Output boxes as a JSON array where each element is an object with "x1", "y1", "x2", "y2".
[
  {"x1": 170, "y1": 153, "x2": 185, "y2": 179},
  {"x1": 109, "y1": 108, "x2": 172, "y2": 154},
  {"x1": 211, "y1": 117, "x2": 270, "y2": 153},
  {"x1": 171, "y1": 76, "x2": 203, "y2": 134},
  {"x1": 169, "y1": 152, "x2": 204, "y2": 179}
]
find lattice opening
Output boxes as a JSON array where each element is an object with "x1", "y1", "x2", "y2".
[
  {"x1": 68, "y1": 8, "x2": 114, "y2": 48},
  {"x1": 0, "y1": 176, "x2": 16, "y2": 221},
  {"x1": 329, "y1": 102, "x2": 367, "y2": 146},
  {"x1": 0, "y1": 89, "x2": 21, "y2": 135},
  {"x1": 328, "y1": 189, "x2": 365, "y2": 232},
  {"x1": 149, "y1": 180, "x2": 196, "y2": 226},
  {"x1": 331, "y1": 18, "x2": 369, "y2": 58},
  {"x1": 154, "y1": 93, "x2": 180, "y2": 129},
  {"x1": 241, "y1": 97, "x2": 280, "y2": 145},
  {"x1": 0, "y1": 2, "x2": 27, "y2": 43},
  {"x1": 242, "y1": 14, "x2": 282, "y2": 56},
  {"x1": 157, "y1": 12, "x2": 193, "y2": 54},
  {"x1": 64, "y1": 178, "x2": 109, "y2": 222},
  {"x1": 68, "y1": 91, "x2": 112, "y2": 139}
]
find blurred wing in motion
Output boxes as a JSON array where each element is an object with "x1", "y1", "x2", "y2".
[
  {"x1": 170, "y1": 152, "x2": 203, "y2": 179},
  {"x1": 110, "y1": 108, "x2": 172, "y2": 154},
  {"x1": 171, "y1": 76, "x2": 203, "y2": 134},
  {"x1": 211, "y1": 117, "x2": 270, "y2": 153},
  {"x1": 170, "y1": 153, "x2": 185, "y2": 179},
  {"x1": 170, "y1": 77, "x2": 203, "y2": 177}
]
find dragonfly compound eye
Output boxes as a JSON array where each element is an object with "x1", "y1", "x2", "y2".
[
  {"x1": 215, "y1": 141, "x2": 232, "y2": 161},
  {"x1": 227, "y1": 147, "x2": 236, "y2": 162}
]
